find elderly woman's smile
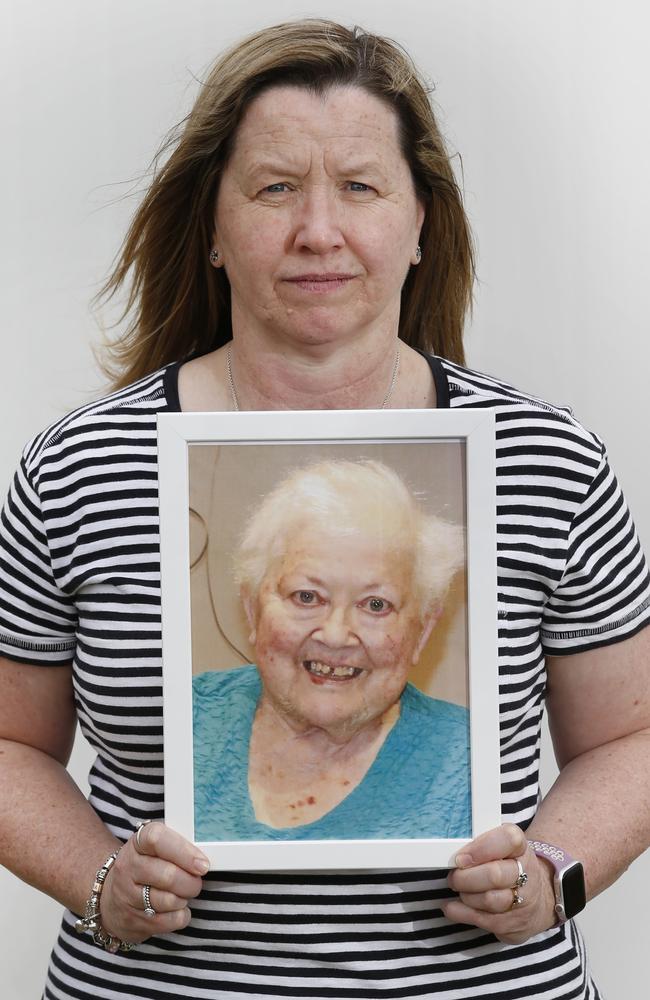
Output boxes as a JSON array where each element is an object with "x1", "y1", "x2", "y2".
[{"x1": 302, "y1": 660, "x2": 363, "y2": 682}]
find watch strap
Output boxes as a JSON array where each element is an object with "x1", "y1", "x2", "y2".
[
  {"x1": 527, "y1": 839, "x2": 585, "y2": 923},
  {"x1": 527, "y1": 840, "x2": 576, "y2": 872}
]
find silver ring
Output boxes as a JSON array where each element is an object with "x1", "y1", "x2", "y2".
[
  {"x1": 135, "y1": 819, "x2": 152, "y2": 853},
  {"x1": 512, "y1": 858, "x2": 528, "y2": 889},
  {"x1": 510, "y1": 887, "x2": 525, "y2": 909},
  {"x1": 142, "y1": 884, "x2": 156, "y2": 918}
]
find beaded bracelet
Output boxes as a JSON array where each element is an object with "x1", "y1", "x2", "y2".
[{"x1": 74, "y1": 850, "x2": 133, "y2": 953}]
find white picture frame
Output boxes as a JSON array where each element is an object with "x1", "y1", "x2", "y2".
[{"x1": 158, "y1": 408, "x2": 500, "y2": 870}]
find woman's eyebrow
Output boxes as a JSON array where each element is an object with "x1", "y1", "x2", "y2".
[
  {"x1": 243, "y1": 157, "x2": 305, "y2": 179},
  {"x1": 335, "y1": 159, "x2": 385, "y2": 176},
  {"x1": 242, "y1": 156, "x2": 388, "y2": 182},
  {"x1": 281, "y1": 572, "x2": 327, "y2": 588}
]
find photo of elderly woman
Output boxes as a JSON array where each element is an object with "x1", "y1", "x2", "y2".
[{"x1": 189, "y1": 450, "x2": 470, "y2": 842}]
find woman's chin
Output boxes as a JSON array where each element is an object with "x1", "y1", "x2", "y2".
[{"x1": 267, "y1": 308, "x2": 371, "y2": 350}]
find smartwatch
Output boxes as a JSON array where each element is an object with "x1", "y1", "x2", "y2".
[{"x1": 528, "y1": 840, "x2": 586, "y2": 923}]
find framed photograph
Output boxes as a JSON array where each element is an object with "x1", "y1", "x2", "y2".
[{"x1": 158, "y1": 409, "x2": 500, "y2": 870}]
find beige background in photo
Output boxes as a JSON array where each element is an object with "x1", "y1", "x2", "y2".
[{"x1": 188, "y1": 441, "x2": 468, "y2": 708}]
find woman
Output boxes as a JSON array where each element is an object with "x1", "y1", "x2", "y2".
[
  {"x1": 0, "y1": 18, "x2": 648, "y2": 1000},
  {"x1": 193, "y1": 459, "x2": 470, "y2": 841}
]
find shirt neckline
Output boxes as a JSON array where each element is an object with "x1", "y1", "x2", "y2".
[
  {"x1": 202, "y1": 668, "x2": 431, "y2": 841},
  {"x1": 162, "y1": 352, "x2": 450, "y2": 412}
]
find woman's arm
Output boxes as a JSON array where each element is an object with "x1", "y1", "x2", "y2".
[
  {"x1": 0, "y1": 658, "x2": 116, "y2": 915},
  {"x1": 444, "y1": 627, "x2": 650, "y2": 941},
  {"x1": 0, "y1": 658, "x2": 208, "y2": 942},
  {"x1": 532, "y1": 625, "x2": 650, "y2": 896}
]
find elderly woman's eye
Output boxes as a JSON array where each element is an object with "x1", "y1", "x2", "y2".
[
  {"x1": 292, "y1": 590, "x2": 319, "y2": 605},
  {"x1": 348, "y1": 181, "x2": 371, "y2": 192},
  {"x1": 363, "y1": 597, "x2": 392, "y2": 614},
  {"x1": 264, "y1": 183, "x2": 289, "y2": 193}
]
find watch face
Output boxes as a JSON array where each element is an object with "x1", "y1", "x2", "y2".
[{"x1": 561, "y1": 862, "x2": 586, "y2": 919}]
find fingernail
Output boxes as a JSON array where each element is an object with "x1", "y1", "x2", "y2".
[
  {"x1": 194, "y1": 857, "x2": 210, "y2": 875},
  {"x1": 453, "y1": 853, "x2": 473, "y2": 869}
]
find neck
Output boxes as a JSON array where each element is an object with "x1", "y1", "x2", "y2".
[
  {"x1": 254, "y1": 695, "x2": 400, "y2": 759},
  {"x1": 227, "y1": 329, "x2": 401, "y2": 411}
]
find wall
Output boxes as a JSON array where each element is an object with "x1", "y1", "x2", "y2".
[{"x1": 1, "y1": 1, "x2": 648, "y2": 996}]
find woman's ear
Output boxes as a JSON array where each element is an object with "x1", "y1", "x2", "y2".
[
  {"x1": 411, "y1": 606, "x2": 441, "y2": 664},
  {"x1": 242, "y1": 590, "x2": 257, "y2": 645}
]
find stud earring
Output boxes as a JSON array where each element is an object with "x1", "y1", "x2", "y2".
[
  {"x1": 415, "y1": 245, "x2": 422, "y2": 263},
  {"x1": 209, "y1": 248, "x2": 220, "y2": 264}
]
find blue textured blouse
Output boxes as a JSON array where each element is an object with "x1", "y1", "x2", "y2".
[{"x1": 193, "y1": 666, "x2": 471, "y2": 841}]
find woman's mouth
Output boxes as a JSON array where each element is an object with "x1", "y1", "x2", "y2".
[
  {"x1": 284, "y1": 274, "x2": 355, "y2": 293},
  {"x1": 303, "y1": 660, "x2": 363, "y2": 682}
]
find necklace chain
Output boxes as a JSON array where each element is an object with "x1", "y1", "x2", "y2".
[
  {"x1": 226, "y1": 345, "x2": 400, "y2": 411},
  {"x1": 226, "y1": 347, "x2": 241, "y2": 411}
]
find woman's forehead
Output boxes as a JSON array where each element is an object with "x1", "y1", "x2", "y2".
[
  {"x1": 229, "y1": 83, "x2": 403, "y2": 163},
  {"x1": 279, "y1": 521, "x2": 415, "y2": 568}
]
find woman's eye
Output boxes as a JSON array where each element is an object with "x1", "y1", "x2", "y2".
[
  {"x1": 263, "y1": 183, "x2": 289, "y2": 194},
  {"x1": 348, "y1": 181, "x2": 371, "y2": 193},
  {"x1": 292, "y1": 590, "x2": 320, "y2": 606},
  {"x1": 362, "y1": 597, "x2": 393, "y2": 614}
]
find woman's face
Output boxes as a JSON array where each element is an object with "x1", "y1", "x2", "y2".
[
  {"x1": 244, "y1": 524, "x2": 436, "y2": 741},
  {"x1": 213, "y1": 84, "x2": 424, "y2": 351}
]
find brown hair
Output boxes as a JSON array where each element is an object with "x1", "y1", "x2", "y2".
[{"x1": 99, "y1": 19, "x2": 475, "y2": 389}]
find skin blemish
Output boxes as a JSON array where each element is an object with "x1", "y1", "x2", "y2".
[
  {"x1": 342, "y1": 780, "x2": 351, "y2": 786},
  {"x1": 297, "y1": 800, "x2": 305, "y2": 807},
  {"x1": 289, "y1": 803, "x2": 296, "y2": 809},
  {"x1": 307, "y1": 795, "x2": 316, "y2": 805}
]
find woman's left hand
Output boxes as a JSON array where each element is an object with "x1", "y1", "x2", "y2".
[{"x1": 443, "y1": 823, "x2": 557, "y2": 944}]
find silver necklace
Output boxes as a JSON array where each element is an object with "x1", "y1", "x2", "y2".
[
  {"x1": 226, "y1": 346, "x2": 241, "y2": 411},
  {"x1": 226, "y1": 345, "x2": 401, "y2": 411}
]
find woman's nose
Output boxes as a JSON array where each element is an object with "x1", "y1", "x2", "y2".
[
  {"x1": 293, "y1": 188, "x2": 344, "y2": 254},
  {"x1": 313, "y1": 606, "x2": 357, "y2": 647}
]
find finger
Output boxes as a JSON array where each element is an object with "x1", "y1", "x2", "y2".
[
  {"x1": 131, "y1": 884, "x2": 190, "y2": 916},
  {"x1": 448, "y1": 857, "x2": 524, "y2": 894},
  {"x1": 441, "y1": 898, "x2": 530, "y2": 945},
  {"x1": 133, "y1": 821, "x2": 210, "y2": 877},
  {"x1": 140, "y1": 906, "x2": 193, "y2": 936},
  {"x1": 130, "y1": 855, "x2": 204, "y2": 900},
  {"x1": 105, "y1": 904, "x2": 192, "y2": 942},
  {"x1": 455, "y1": 888, "x2": 521, "y2": 914},
  {"x1": 454, "y1": 823, "x2": 527, "y2": 868}
]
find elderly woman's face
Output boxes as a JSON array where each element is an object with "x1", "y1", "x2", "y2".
[
  {"x1": 214, "y1": 85, "x2": 424, "y2": 349},
  {"x1": 244, "y1": 524, "x2": 435, "y2": 740}
]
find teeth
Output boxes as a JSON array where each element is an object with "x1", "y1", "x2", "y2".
[{"x1": 306, "y1": 661, "x2": 359, "y2": 678}]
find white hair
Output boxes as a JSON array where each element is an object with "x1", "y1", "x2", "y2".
[{"x1": 233, "y1": 460, "x2": 464, "y2": 619}]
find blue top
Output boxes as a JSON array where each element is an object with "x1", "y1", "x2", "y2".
[{"x1": 193, "y1": 666, "x2": 471, "y2": 841}]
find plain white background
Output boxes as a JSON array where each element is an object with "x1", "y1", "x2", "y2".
[{"x1": 1, "y1": 1, "x2": 648, "y2": 996}]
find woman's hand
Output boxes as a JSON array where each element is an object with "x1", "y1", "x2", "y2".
[
  {"x1": 100, "y1": 822, "x2": 210, "y2": 944},
  {"x1": 443, "y1": 824, "x2": 557, "y2": 944}
]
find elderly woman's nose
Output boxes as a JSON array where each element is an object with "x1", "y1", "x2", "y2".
[
  {"x1": 293, "y1": 188, "x2": 344, "y2": 253},
  {"x1": 313, "y1": 606, "x2": 356, "y2": 645}
]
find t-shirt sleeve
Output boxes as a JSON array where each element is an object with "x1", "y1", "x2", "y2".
[
  {"x1": 541, "y1": 446, "x2": 650, "y2": 655},
  {"x1": 0, "y1": 453, "x2": 77, "y2": 665}
]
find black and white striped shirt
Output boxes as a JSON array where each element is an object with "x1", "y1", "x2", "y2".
[{"x1": 1, "y1": 356, "x2": 648, "y2": 999}]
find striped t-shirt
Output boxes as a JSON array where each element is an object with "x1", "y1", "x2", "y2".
[{"x1": 1, "y1": 355, "x2": 648, "y2": 1000}]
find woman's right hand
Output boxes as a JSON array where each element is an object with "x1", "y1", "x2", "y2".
[{"x1": 100, "y1": 821, "x2": 210, "y2": 944}]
